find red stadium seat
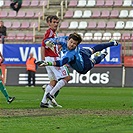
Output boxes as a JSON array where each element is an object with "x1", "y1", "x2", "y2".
[
  {"x1": 25, "y1": 33, "x2": 33, "y2": 41},
  {"x1": 16, "y1": 11, "x2": 26, "y2": 18},
  {"x1": 21, "y1": 21, "x2": 30, "y2": 29},
  {"x1": 4, "y1": 21, "x2": 12, "y2": 28},
  {"x1": 0, "y1": 11, "x2": 8, "y2": 18},
  {"x1": 87, "y1": 21, "x2": 97, "y2": 29},
  {"x1": 96, "y1": 0, "x2": 104, "y2": 7},
  {"x1": 104, "y1": 0, "x2": 114, "y2": 7},
  {"x1": 30, "y1": 0, "x2": 39, "y2": 7},
  {"x1": 122, "y1": 33, "x2": 131, "y2": 40},
  {"x1": 64, "y1": 10, "x2": 73, "y2": 18},
  {"x1": 114, "y1": 0, "x2": 123, "y2": 6},
  {"x1": 97, "y1": 21, "x2": 106, "y2": 29},
  {"x1": 60, "y1": 21, "x2": 69, "y2": 29},
  {"x1": 22, "y1": 0, "x2": 31, "y2": 7},
  {"x1": 68, "y1": 0, "x2": 78, "y2": 7},
  {"x1": 101, "y1": 10, "x2": 110, "y2": 18},
  {"x1": 12, "y1": 21, "x2": 21, "y2": 29},
  {"x1": 106, "y1": 21, "x2": 115, "y2": 29},
  {"x1": 8, "y1": 10, "x2": 17, "y2": 18},
  {"x1": 16, "y1": 33, "x2": 25, "y2": 40},
  {"x1": 91, "y1": 10, "x2": 101, "y2": 18},
  {"x1": 110, "y1": 10, "x2": 119, "y2": 18},
  {"x1": 25, "y1": 11, "x2": 35, "y2": 18}
]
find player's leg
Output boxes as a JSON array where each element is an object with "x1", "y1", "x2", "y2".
[
  {"x1": 91, "y1": 52, "x2": 108, "y2": 65},
  {"x1": 27, "y1": 70, "x2": 31, "y2": 86},
  {"x1": 92, "y1": 39, "x2": 118, "y2": 53},
  {"x1": 0, "y1": 81, "x2": 15, "y2": 104}
]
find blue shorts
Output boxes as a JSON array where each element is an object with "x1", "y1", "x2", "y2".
[{"x1": 78, "y1": 48, "x2": 94, "y2": 74}]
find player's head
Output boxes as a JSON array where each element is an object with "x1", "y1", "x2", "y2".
[
  {"x1": 46, "y1": 15, "x2": 52, "y2": 26},
  {"x1": 49, "y1": 15, "x2": 59, "y2": 31},
  {"x1": 67, "y1": 33, "x2": 82, "y2": 50}
]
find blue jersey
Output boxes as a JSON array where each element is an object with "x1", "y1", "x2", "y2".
[{"x1": 45, "y1": 36, "x2": 94, "y2": 74}]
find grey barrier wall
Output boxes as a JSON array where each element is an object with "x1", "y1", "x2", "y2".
[{"x1": 5, "y1": 66, "x2": 131, "y2": 87}]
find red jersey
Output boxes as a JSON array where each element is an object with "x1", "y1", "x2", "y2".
[{"x1": 42, "y1": 28, "x2": 59, "y2": 57}]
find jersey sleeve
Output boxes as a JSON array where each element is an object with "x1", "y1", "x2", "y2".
[{"x1": 55, "y1": 51, "x2": 75, "y2": 66}]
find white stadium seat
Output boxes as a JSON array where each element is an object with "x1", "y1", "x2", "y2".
[
  {"x1": 73, "y1": 10, "x2": 82, "y2": 18},
  {"x1": 78, "y1": 21, "x2": 87, "y2": 29},
  {"x1": 82, "y1": 10, "x2": 92, "y2": 18},
  {"x1": 83, "y1": 32, "x2": 93, "y2": 41},
  {"x1": 93, "y1": 32, "x2": 102, "y2": 40},
  {"x1": 115, "y1": 21, "x2": 125, "y2": 29},
  {"x1": 128, "y1": 10, "x2": 133, "y2": 18},
  {"x1": 69, "y1": 21, "x2": 78, "y2": 29},
  {"x1": 102, "y1": 32, "x2": 112, "y2": 40},
  {"x1": 77, "y1": 0, "x2": 86, "y2": 7},
  {"x1": 119, "y1": 10, "x2": 128, "y2": 18},
  {"x1": 123, "y1": 0, "x2": 132, "y2": 6},
  {"x1": 86, "y1": 0, "x2": 96, "y2": 7},
  {"x1": 113, "y1": 32, "x2": 121, "y2": 40},
  {"x1": 124, "y1": 21, "x2": 133, "y2": 29}
]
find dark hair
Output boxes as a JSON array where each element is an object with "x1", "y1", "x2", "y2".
[
  {"x1": 68, "y1": 33, "x2": 82, "y2": 44},
  {"x1": 46, "y1": 15, "x2": 52, "y2": 23},
  {"x1": 49, "y1": 15, "x2": 59, "y2": 23}
]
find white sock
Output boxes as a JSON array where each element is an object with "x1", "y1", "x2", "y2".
[
  {"x1": 41, "y1": 84, "x2": 53, "y2": 103},
  {"x1": 50, "y1": 79, "x2": 66, "y2": 96}
]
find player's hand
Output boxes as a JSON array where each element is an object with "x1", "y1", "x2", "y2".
[
  {"x1": 45, "y1": 40, "x2": 55, "y2": 47},
  {"x1": 35, "y1": 60, "x2": 53, "y2": 66},
  {"x1": 40, "y1": 61, "x2": 53, "y2": 66}
]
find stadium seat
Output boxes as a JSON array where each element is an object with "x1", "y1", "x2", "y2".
[
  {"x1": 12, "y1": 21, "x2": 21, "y2": 29},
  {"x1": 78, "y1": 21, "x2": 87, "y2": 29},
  {"x1": 30, "y1": 22, "x2": 38, "y2": 29},
  {"x1": 86, "y1": 0, "x2": 96, "y2": 7},
  {"x1": 16, "y1": 33, "x2": 25, "y2": 40},
  {"x1": 110, "y1": 10, "x2": 119, "y2": 18},
  {"x1": 104, "y1": 0, "x2": 114, "y2": 7},
  {"x1": 124, "y1": 21, "x2": 133, "y2": 29},
  {"x1": 25, "y1": 11, "x2": 35, "y2": 18},
  {"x1": 82, "y1": 10, "x2": 92, "y2": 18},
  {"x1": 128, "y1": 10, "x2": 133, "y2": 18},
  {"x1": 39, "y1": 0, "x2": 47, "y2": 7},
  {"x1": 0, "y1": 10, "x2": 8, "y2": 18},
  {"x1": 93, "y1": 32, "x2": 102, "y2": 40},
  {"x1": 123, "y1": 0, "x2": 132, "y2": 6},
  {"x1": 34, "y1": 12, "x2": 43, "y2": 18},
  {"x1": 83, "y1": 32, "x2": 93, "y2": 41},
  {"x1": 68, "y1": 0, "x2": 78, "y2": 7},
  {"x1": 21, "y1": 21, "x2": 30, "y2": 29},
  {"x1": 91, "y1": 10, "x2": 101, "y2": 18},
  {"x1": 8, "y1": 10, "x2": 17, "y2": 18},
  {"x1": 64, "y1": 10, "x2": 73, "y2": 18},
  {"x1": 102, "y1": 32, "x2": 112, "y2": 40},
  {"x1": 0, "y1": 0, "x2": 4, "y2": 7},
  {"x1": 77, "y1": 32, "x2": 84, "y2": 38},
  {"x1": 30, "y1": 0, "x2": 39, "y2": 7},
  {"x1": 4, "y1": 21, "x2": 12, "y2": 28},
  {"x1": 87, "y1": 21, "x2": 96, "y2": 29},
  {"x1": 22, "y1": 0, "x2": 31, "y2": 7},
  {"x1": 25, "y1": 33, "x2": 33, "y2": 41},
  {"x1": 119, "y1": 10, "x2": 128, "y2": 18},
  {"x1": 122, "y1": 33, "x2": 131, "y2": 40},
  {"x1": 6, "y1": 33, "x2": 16, "y2": 40},
  {"x1": 77, "y1": 0, "x2": 86, "y2": 7},
  {"x1": 101, "y1": 10, "x2": 110, "y2": 18},
  {"x1": 4, "y1": 0, "x2": 10, "y2": 7},
  {"x1": 106, "y1": 21, "x2": 115, "y2": 29},
  {"x1": 16, "y1": 11, "x2": 26, "y2": 18},
  {"x1": 97, "y1": 21, "x2": 106, "y2": 29},
  {"x1": 68, "y1": 21, "x2": 78, "y2": 29},
  {"x1": 115, "y1": 21, "x2": 125, "y2": 29},
  {"x1": 114, "y1": 0, "x2": 122, "y2": 6},
  {"x1": 60, "y1": 21, "x2": 69, "y2": 29},
  {"x1": 96, "y1": 0, "x2": 104, "y2": 7},
  {"x1": 73, "y1": 10, "x2": 82, "y2": 18},
  {"x1": 57, "y1": 33, "x2": 65, "y2": 37},
  {"x1": 113, "y1": 32, "x2": 121, "y2": 40}
]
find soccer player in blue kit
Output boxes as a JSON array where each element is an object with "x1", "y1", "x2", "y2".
[
  {"x1": 36, "y1": 32, "x2": 118, "y2": 106},
  {"x1": 38, "y1": 32, "x2": 118, "y2": 74}
]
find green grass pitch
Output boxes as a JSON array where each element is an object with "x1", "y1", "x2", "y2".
[{"x1": 0, "y1": 86, "x2": 132, "y2": 133}]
